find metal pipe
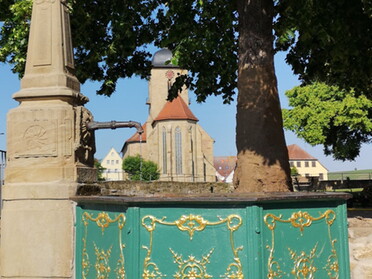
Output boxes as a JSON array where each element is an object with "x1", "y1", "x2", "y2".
[{"x1": 86, "y1": 121, "x2": 144, "y2": 134}]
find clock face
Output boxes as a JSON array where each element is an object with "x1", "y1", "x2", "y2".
[{"x1": 165, "y1": 70, "x2": 175, "y2": 80}]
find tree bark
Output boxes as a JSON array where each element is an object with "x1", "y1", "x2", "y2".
[{"x1": 233, "y1": 0, "x2": 293, "y2": 192}]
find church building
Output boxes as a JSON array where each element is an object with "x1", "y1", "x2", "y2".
[{"x1": 121, "y1": 49, "x2": 215, "y2": 182}]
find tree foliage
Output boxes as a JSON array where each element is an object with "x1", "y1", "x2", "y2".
[
  {"x1": 1, "y1": 0, "x2": 159, "y2": 95},
  {"x1": 275, "y1": 0, "x2": 371, "y2": 98},
  {"x1": 283, "y1": 83, "x2": 372, "y2": 160},
  {"x1": 290, "y1": 166, "x2": 299, "y2": 176},
  {"x1": 122, "y1": 155, "x2": 160, "y2": 181},
  {"x1": 1, "y1": 0, "x2": 371, "y2": 162},
  {"x1": 94, "y1": 158, "x2": 106, "y2": 181}
]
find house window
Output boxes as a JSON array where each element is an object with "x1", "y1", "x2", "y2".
[
  {"x1": 312, "y1": 161, "x2": 316, "y2": 167},
  {"x1": 305, "y1": 161, "x2": 309, "y2": 167},
  {"x1": 116, "y1": 160, "x2": 119, "y2": 164},
  {"x1": 305, "y1": 173, "x2": 309, "y2": 177},
  {"x1": 290, "y1": 162, "x2": 294, "y2": 167},
  {"x1": 107, "y1": 160, "x2": 110, "y2": 164},
  {"x1": 162, "y1": 127, "x2": 167, "y2": 174},
  {"x1": 319, "y1": 173, "x2": 324, "y2": 180},
  {"x1": 296, "y1": 161, "x2": 301, "y2": 168},
  {"x1": 175, "y1": 127, "x2": 182, "y2": 174}
]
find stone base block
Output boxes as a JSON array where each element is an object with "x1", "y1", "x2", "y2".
[{"x1": 0, "y1": 199, "x2": 75, "y2": 278}]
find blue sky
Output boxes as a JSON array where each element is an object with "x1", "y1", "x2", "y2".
[{"x1": 0, "y1": 51, "x2": 370, "y2": 172}]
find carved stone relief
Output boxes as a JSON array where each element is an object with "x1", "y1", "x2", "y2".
[
  {"x1": 14, "y1": 119, "x2": 58, "y2": 158},
  {"x1": 75, "y1": 106, "x2": 95, "y2": 167}
]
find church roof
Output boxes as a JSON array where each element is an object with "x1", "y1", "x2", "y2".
[
  {"x1": 152, "y1": 49, "x2": 179, "y2": 68},
  {"x1": 126, "y1": 123, "x2": 147, "y2": 143},
  {"x1": 287, "y1": 144, "x2": 316, "y2": 160},
  {"x1": 154, "y1": 96, "x2": 198, "y2": 122}
]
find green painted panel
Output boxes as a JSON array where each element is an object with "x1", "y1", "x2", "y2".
[
  {"x1": 76, "y1": 206, "x2": 129, "y2": 279},
  {"x1": 261, "y1": 203, "x2": 347, "y2": 278},
  {"x1": 75, "y1": 200, "x2": 350, "y2": 279},
  {"x1": 138, "y1": 208, "x2": 248, "y2": 278}
]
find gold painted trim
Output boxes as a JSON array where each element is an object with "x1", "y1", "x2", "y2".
[
  {"x1": 170, "y1": 248, "x2": 214, "y2": 279},
  {"x1": 263, "y1": 210, "x2": 339, "y2": 279},
  {"x1": 288, "y1": 244, "x2": 318, "y2": 278},
  {"x1": 82, "y1": 211, "x2": 126, "y2": 279},
  {"x1": 264, "y1": 210, "x2": 336, "y2": 233},
  {"x1": 141, "y1": 214, "x2": 244, "y2": 278}
]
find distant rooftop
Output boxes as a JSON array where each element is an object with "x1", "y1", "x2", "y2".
[{"x1": 287, "y1": 144, "x2": 316, "y2": 160}]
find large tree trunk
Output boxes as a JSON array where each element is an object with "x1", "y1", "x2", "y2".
[{"x1": 234, "y1": 0, "x2": 292, "y2": 192}]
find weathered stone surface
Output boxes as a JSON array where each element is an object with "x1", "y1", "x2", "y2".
[
  {"x1": 1, "y1": 1, "x2": 94, "y2": 279},
  {"x1": 0, "y1": 200, "x2": 75, "y2": 278},
  {"x1": 348, "y1": 212, "x2": 372, "y2": 279},
  {"x1": 100, "y1": 180, "x2": 234, "y2": 196}
]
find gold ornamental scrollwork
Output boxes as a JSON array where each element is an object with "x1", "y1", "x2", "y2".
[
  {"x1": 141, "y1": 214, "x2": 244, "y2": 279},
  {"x1": 170, "y1": 248, "x2": 214, "y2": 279},
  {"x1": 82, "y1": 211, "x2": 126, "y2": 279},
  {"x1": 93, "y1": 243, "x2": 112, "y2": 279},
  {"x1": 264, "y1": 210, "x2": 336, "y2": 234},
  {"x1": 263, "y1": 210, "x2": 339, "y2": 279},
  {"x1": 288, "y1": 244, "x2": 318, "y2": 278}
]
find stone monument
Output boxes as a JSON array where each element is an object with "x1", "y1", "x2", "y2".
[{"x1": 0, "y1": 0, "x2": 95, "y2": 278}]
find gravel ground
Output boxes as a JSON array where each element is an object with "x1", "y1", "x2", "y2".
[{"x1": 348, "y1": 209, "x2": 372, "y2": 279}]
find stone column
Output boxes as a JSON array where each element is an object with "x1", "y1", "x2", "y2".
[{"x1": 0, "y1": 0, "x2": 95, "y2": 278}]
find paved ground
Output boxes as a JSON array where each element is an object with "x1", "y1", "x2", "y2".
[{"x1": 348, "y1": 209, "x2": 372, "y2": 279}]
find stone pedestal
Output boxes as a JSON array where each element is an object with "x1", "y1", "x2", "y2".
[{"x1": 0, "y1": 1, "x2": 95, "y2": 278}]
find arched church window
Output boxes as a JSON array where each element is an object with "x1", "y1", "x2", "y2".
[
  {"x1": 162, "y1": 127, "x2": 167, "y2": 174},
  {"x1": 175, "y1": 127, "x2": 182, "y2": 175}
]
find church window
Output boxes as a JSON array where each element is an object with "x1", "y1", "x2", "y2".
[
  {"x1": 162, "y1": 127, "x2": 167, "y2": 174},
  {"x1": 175, "y1": 127, "x2": 182, "y2": 174}
]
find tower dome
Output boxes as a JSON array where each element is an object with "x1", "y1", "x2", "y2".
[{"x1": 152, "y1": 49, "x2": 179, "y2": 68}]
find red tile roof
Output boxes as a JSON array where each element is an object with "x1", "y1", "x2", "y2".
[
  {"x1": 287, "y1": 144, "x2": 316, "y2": 160},
  {"x1": 214, "y1": 156, "x2": 237, "y2": 179},
  {"x1": 154, "y1": 96, "x2": 198, "y2": 122},
  {"x1": 126, "y1": 123, "x2": 147, "y2": 143}
]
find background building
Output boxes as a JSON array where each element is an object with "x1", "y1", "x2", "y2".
[
  {"x1": 215, "y1": 145, "x2": 329, "y2": 182},
  {"x1": 288, "y1": 144, "x2": 328, "y2": 180},
  {"x1": 101, "y1": 147, "x2": 124, "y2": 181},
  {"x1": 122, "y1": 49, "x2": 215, "y2": 182}
]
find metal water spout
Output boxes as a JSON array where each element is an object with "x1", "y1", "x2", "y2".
[{"x1": 86, "y1": 120, "x2": 144, "y2": 134}]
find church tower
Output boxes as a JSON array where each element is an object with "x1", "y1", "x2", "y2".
[{"x1": 122, "y1": 49, "x2": 215, "y2": 182}]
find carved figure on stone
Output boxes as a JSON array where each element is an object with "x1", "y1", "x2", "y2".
[{"x1": 75, "y1": 106, "x2": 95, "y2": 167}]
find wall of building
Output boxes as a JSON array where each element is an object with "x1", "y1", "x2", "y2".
[
  {"x1": 101, "y1": 148, "x2": 124, "y2": 181},
  {"x1": 290, "y1": 159, "x2": 328, "y2": 180}
]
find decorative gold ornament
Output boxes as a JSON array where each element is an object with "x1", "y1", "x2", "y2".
[
  {"x1": 289, "y1": 244, "x2": 318, "y2": 278},
  {"x1": 141, "y1": 214, "x2": 244, "y2": 278},
  {"x1": 263, "y1": 210, "x2": 339, "y2": 279},
  {"x1": 81, "y1": 211, "x2": 126, "y2": 279},
  {"x1": 94, "y1": 243, "x2": 112, "y2": 279},
  {"x1": 264, "y1": 210, "x2": 336, "y2": 234},
  {"x1": 170, "y1": 248, "x2": 214, "y2": 279}
]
